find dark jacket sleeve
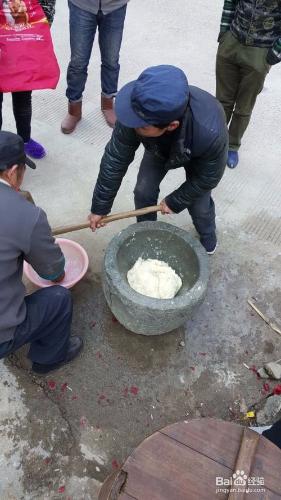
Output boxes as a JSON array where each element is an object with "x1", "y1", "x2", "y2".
[
  {"x1": 24, "y1": 208, "x2": 65, "y2": 280},
  {"x1": 218, "y1": 0, "x2": 238, "y2": 40},
  {"x1": 91, "y1": 122, "x2": 141, "y2": 215},
  {"x1": 39, "y1": 0, "x2": 56, "y2": 25},
  {"x1": 266, "y1": 37, "x2": 281, "y2": 65},
  {"x1": 165, "y1": 135, "x2": 228, "y2": 213}
]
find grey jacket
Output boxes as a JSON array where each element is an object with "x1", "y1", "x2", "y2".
[
  {"x1": 0, "y1": 183, "x2": 65, "y2": 343},
  {"x1": 69, "y1": 0, "x2": 129, "y2": 15}
]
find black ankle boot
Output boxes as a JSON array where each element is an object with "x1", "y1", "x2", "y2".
[{"x1": 32, "y1": 336, "x2": 83, "y2": 374}]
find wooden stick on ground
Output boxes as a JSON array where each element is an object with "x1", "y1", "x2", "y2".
[{"x1": 248, "y1": 299, "x2": 281, "y2": 337}]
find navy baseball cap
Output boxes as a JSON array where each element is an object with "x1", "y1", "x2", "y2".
[
  {"x1": 115, "y1": 65, "x2": 189, "y2": 128},
  {"x1": 0, "y1": 131, "x2": 36, "y2": 171}
]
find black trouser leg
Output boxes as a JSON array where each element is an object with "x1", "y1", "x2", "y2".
[
  {"x1": 134, "y1": 151, "x2": 167, "y2": 222},
  {"x1": 0, "y1": 286, "x2": 73, "y2": 365},
  {"x1": 187, "y1": 191, "x2": 216, "y2": 239},
  {"x1": 12, "y1": 91, "x2": 32, "y2": 142}
]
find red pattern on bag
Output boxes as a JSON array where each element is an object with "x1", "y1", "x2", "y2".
[{"x1": 0, "y1": 0, "x2": 60, "y2": 92}]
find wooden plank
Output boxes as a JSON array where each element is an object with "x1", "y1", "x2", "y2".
[
  {"x1": 123, "y1": 431, "x2": 229, "y2": 500},
  {"x1": 118, "y1": 494, "x2": 137, "y2": 500},
  {"x1": 228, "y1": 428, "x2": 259, "y2": 500},
  {"x1": 111, "y1": 420, "x2": 281, "y2": 500},
  {"x1": 98, "y1": 471, "x2": 126, "y2": 500},
  {"x1": 250, "y1": 492, "x2": 281, "y2": 500},
  {"x1": 161, "y1": 419, "x2": 243, "y2": 469},
  {"x1": 250, "y1": 438, "x2": 281, "y2": 495},
  {"x1": 162, "y1": 421, "x2": 281, "y2": 496}
]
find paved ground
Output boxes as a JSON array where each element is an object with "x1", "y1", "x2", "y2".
[{"x1": 1, "y1": 0, "x2": 281, "y2": 498}]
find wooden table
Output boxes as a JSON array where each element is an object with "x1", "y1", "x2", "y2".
[{"x1": 98, "y1": 418, "x2": 281, "y2": 500}]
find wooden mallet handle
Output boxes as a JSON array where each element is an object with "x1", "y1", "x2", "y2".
[{"x1": 52, "y1": 205, "x2": 161, "y2": 236}]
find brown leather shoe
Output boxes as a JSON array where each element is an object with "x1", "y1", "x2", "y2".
[
  {"x1": 101, "y1": 95, "x2": 116, "y2": 128},
  {"x1": 61, "y1": 101, "x2": 82, "y2": 134}
]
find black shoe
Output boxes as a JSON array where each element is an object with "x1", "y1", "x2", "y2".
[
  {"x1": 200, "y1": 234, "x2": 217, "y2": 255},
  {"x1": 32, "y1": 336, "x2": 83, "y2": 374}
]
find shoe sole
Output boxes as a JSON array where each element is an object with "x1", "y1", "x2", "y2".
[
  {"x1": 61, "y1": 117, "x2": 82, "y2": 135},
  {"x1": 61, "y1": 126, "x2": 76, "y2": 135},
  {"x1": 207, "y1": 243, "x2": 218, "y2": 255}
]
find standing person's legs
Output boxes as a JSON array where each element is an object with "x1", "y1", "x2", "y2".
[
  {"x1": 185, "y1": 141, "x2": 227, "y2": 254},
  {"x1": 134, "y1": 151, "x2": 167, "y2": 222},
  {"x1": 228, "y1": 46, "x2": 269, "y2": 152},
  {"x1": 216, "y1": 33, "x2": 240, "y2": 124},
  {"x1": 0, "y1": 286, "x2": 82, "y2": 373},
  {"x1": 12, "y1": 91, "x2": 46, "y2": 159},
  {"x1": 98, "y1": 5, "x2": 127, "y2": 127},
  {"x1": 62, "y1": 1, "x2": 98, "y2": 134},
  {"x1": 187, "y1": 192, "x2": 217, "y2": 253},
  {"x1": 12, "y1": 91, "x2": 32, "y2": 142},
  {"x1": 216, "y1": 31, "x2": 241, "y2": 168}
]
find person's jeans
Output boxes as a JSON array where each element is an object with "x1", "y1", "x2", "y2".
[
  {"x1": 134, "y1": 151, "x2": 216, "y2": 240},
  {"x1": 66, "y1": 2, "x2": 127, "y2": 102},
  {"x1": 0, "y1": 286, "x2": 72, "y2": 365},
  {"x1": 0, "y1": 91, "x2": 32, "y2": 142}
]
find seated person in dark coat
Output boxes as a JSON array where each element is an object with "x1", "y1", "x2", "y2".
[{"x1": 0, "y1": 131, "x2": 83, "y2": 374}]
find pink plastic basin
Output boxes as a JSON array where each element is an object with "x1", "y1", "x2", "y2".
[{"x1": 24, "y1": 238, "x2": 89, "y2": 289}]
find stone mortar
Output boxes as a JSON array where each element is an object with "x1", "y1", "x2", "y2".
[{"x1": 102, "y1": 222, "x2": 209, "y2": 335}]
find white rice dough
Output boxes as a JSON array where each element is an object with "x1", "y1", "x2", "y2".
[{"x1": 127, "y1": 258, "x2": 182, "y2": 299}]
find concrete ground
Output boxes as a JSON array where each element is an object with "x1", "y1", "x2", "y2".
[{"x1": 1, "y1": 0, "x2": 281, "y2": 498}]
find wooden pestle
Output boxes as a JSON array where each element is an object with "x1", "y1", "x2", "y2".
[{"x1": 52, "y1": 205, "x2": 161, "y2": 236}]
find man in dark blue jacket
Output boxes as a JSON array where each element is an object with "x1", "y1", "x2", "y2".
[{"x1": 89, "y1": 65, "x2": 228, "y2": 254}]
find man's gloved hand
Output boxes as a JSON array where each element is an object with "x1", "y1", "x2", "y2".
[
  {"x1": 88, "y1": 213, "x2": 106, "y2": 232},
  {"x1": 160, "y1": 199, "x2": 174, "y2": 215}
]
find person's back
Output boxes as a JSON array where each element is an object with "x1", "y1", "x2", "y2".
[
  {"x1": 231, "y1": 0, "x2": 281, "y2": 54},
  {"x1": 0, "y1": 183, "x2": 37, "y2": 341},
  {"x1": 0, "y1": 131, "x2": 83, "y2": 373},
  {"x1": 0, "y1": 182, "x2": 64, "y2": 342},
  {"x1": 138, "y1": 85, "x2": 227, "y2": 179},
  {"x1": 188, "y1": 86, "x2": 227, "y2": 157}
]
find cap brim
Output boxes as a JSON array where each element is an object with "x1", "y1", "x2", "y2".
[
  {"x1": 25, "y1": 155, "x2": 36, "y2": 169},
  {"x1": 115, "y1": 81, "x2": 149, "y2": 128}
]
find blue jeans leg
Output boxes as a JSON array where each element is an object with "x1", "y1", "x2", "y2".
[
  {"x1": 0, "y1": 286, "x2": 73, "y2": 365},
  {"x1": 187, "y1": 191, "x2": 216, "y2": 239},
  {"x1": 66, "y1": 2, "x2": 98, "y2": 102},
  {"x1": 98, "y1": 5, "x2": 127, "y2": 97}
]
